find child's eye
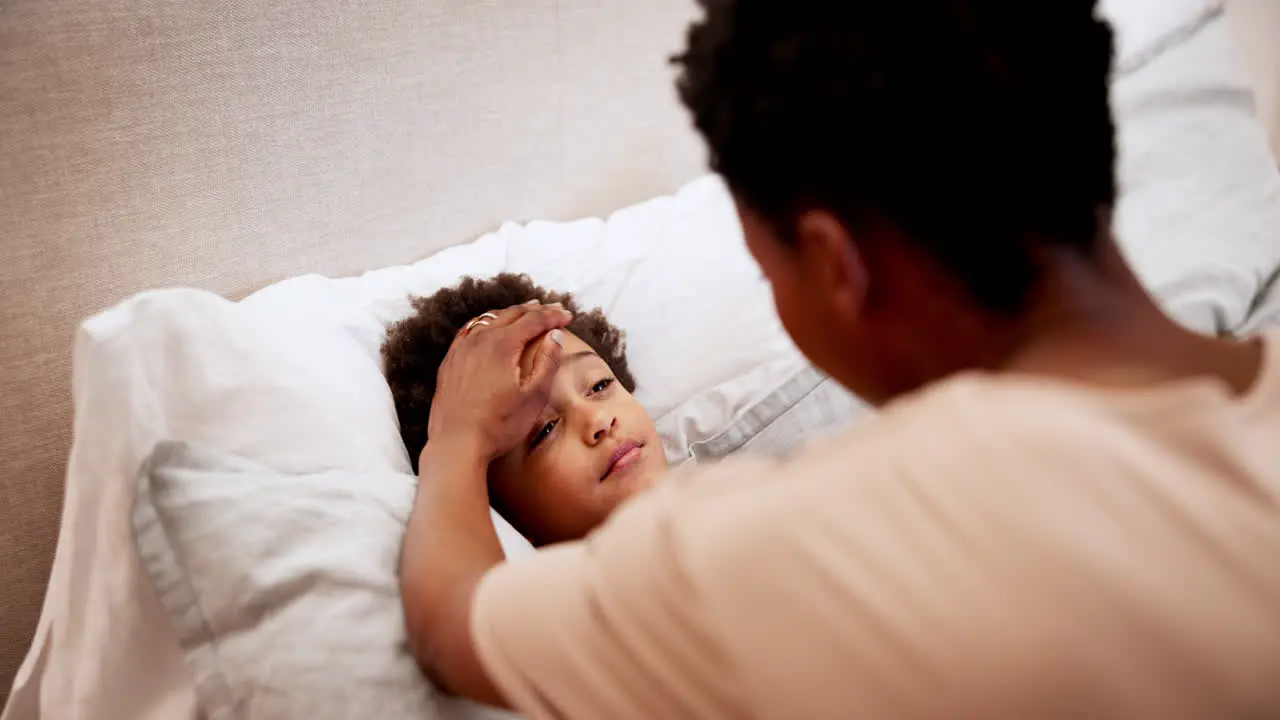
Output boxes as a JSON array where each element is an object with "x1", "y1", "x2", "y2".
[
  {"x1": 591, "y1": 377, "x2": 615, "y2": 394},
  {"x1": 530, "y1": 419, "x2": 558, "y2": 450}
]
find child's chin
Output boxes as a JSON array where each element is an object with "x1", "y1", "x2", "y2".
[{"x1": 619, "y1": 469, "x2": 660, "y2": 496}]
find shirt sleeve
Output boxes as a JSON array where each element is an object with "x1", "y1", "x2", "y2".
[{"x1": 470, "y1": 482, "x2": 741, "y2": 720}]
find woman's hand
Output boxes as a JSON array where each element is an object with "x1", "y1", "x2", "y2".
[{"x1": 425, "y1": 301, "x2": 573, "y2": 466}]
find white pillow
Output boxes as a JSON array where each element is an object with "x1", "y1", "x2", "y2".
[
  {"x1": 26, "y1": 290, "x2": 414, "y2": 720},
  {"x1": 134, "y1": 441, "x2": 519, "y2": 720},
  {"x1": 1244, "y1": 280, "x2": 1280, "y2": 333},
  {"x1": 1099, "y1": 0, "x2": 1219, "y2": 75},
  {"x1": 1111, "y1": 14, "x2": 1280, "y2": 335},
  {"x1": 693, "y1": 372, "x2": 865, "y2": 461},
  {"x1": 243, "y1": 176, "x2": 799, "y2": 424}
]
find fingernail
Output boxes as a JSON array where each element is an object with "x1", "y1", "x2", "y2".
[
  {"x1": 547, "y1": 302, "x2": 563, "y2": 310},
  {"x1": 525, "y1": 299, "x2": 540, "y2": 305},
  {"x1": 550, "y1": 329, "x2": 564, "y2": 346}
]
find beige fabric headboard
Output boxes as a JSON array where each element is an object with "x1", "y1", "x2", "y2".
[{"x1": 0, "y1": 0, "x2": 704, "y2": 702}]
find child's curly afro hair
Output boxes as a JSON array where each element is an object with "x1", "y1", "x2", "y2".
[{"x1": 382, "y1": 272, "x2": 636, "y2": 472}]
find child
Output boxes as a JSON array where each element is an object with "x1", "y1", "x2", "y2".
[{"x1": 382, "y1": 273, "x2": 668, "y2": 546}]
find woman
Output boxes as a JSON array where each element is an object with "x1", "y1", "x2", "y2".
[
  {"x1": 394, "y1": 1, "x2": 1280, "y2": 718},
  {"x1": 382, "y1": 273, "x2": 667, "y2": 546}
]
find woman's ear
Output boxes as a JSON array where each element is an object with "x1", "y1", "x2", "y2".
[{"x1": 795, "y1": 209, "x2": 868, "y2": 322}]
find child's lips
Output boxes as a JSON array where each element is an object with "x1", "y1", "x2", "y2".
[{"x1": 601, "y1": 442, "x2": 643, "y2": 481}]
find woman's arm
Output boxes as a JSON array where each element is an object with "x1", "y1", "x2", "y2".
[
  {"x1": 400, "y1": 436, "x2": 509, "y2": 707},
  {"x1": 398, "y1": 301, "x2": 571, "y2": 706}
]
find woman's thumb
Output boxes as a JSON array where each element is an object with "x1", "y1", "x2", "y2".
[{"x1": 524, "y1": 329, "x2": 565, "y2": 392}]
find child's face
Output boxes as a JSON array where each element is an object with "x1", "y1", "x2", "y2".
[{"x1": 489, "y1": 331, "x2": 665, "y2": 545}]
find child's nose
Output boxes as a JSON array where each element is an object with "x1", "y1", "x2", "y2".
[{"x1": 589, "y1": 414, "x2": 617, "y2": 444}]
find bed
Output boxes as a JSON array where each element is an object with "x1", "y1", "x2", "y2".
[{"x1": 1, "y1": 0, "x2": 1277, "y2": 716}]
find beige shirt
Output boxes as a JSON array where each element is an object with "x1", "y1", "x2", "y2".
[{"x1": 472, "y1": 332, "x2": 1280, "y2": 719}]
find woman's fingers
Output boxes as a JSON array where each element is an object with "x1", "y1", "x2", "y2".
[
  {"x1": 505, "y1": 304, "x2": 572, "y2": 348},
  {"x1": 523, "y1": 329, "x2": 565, "y2": 392},
  {"x1": 486, "y1": 304, "x2": 532, "y2": 329},
  {"x1": 451, "y1": 302, "x2": 571, "y2": 372},
  {"x1": 429, "y1": 301, "x2": 574, "y2": 460}
]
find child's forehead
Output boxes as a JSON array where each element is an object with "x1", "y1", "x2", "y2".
[{"x1": 558, "y1": 330, "x2": 595, "y2": 355}]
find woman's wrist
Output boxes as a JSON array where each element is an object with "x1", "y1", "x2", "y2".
[{"x1": 419, "y1": 434, "x2": 491, "y2": 486}]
